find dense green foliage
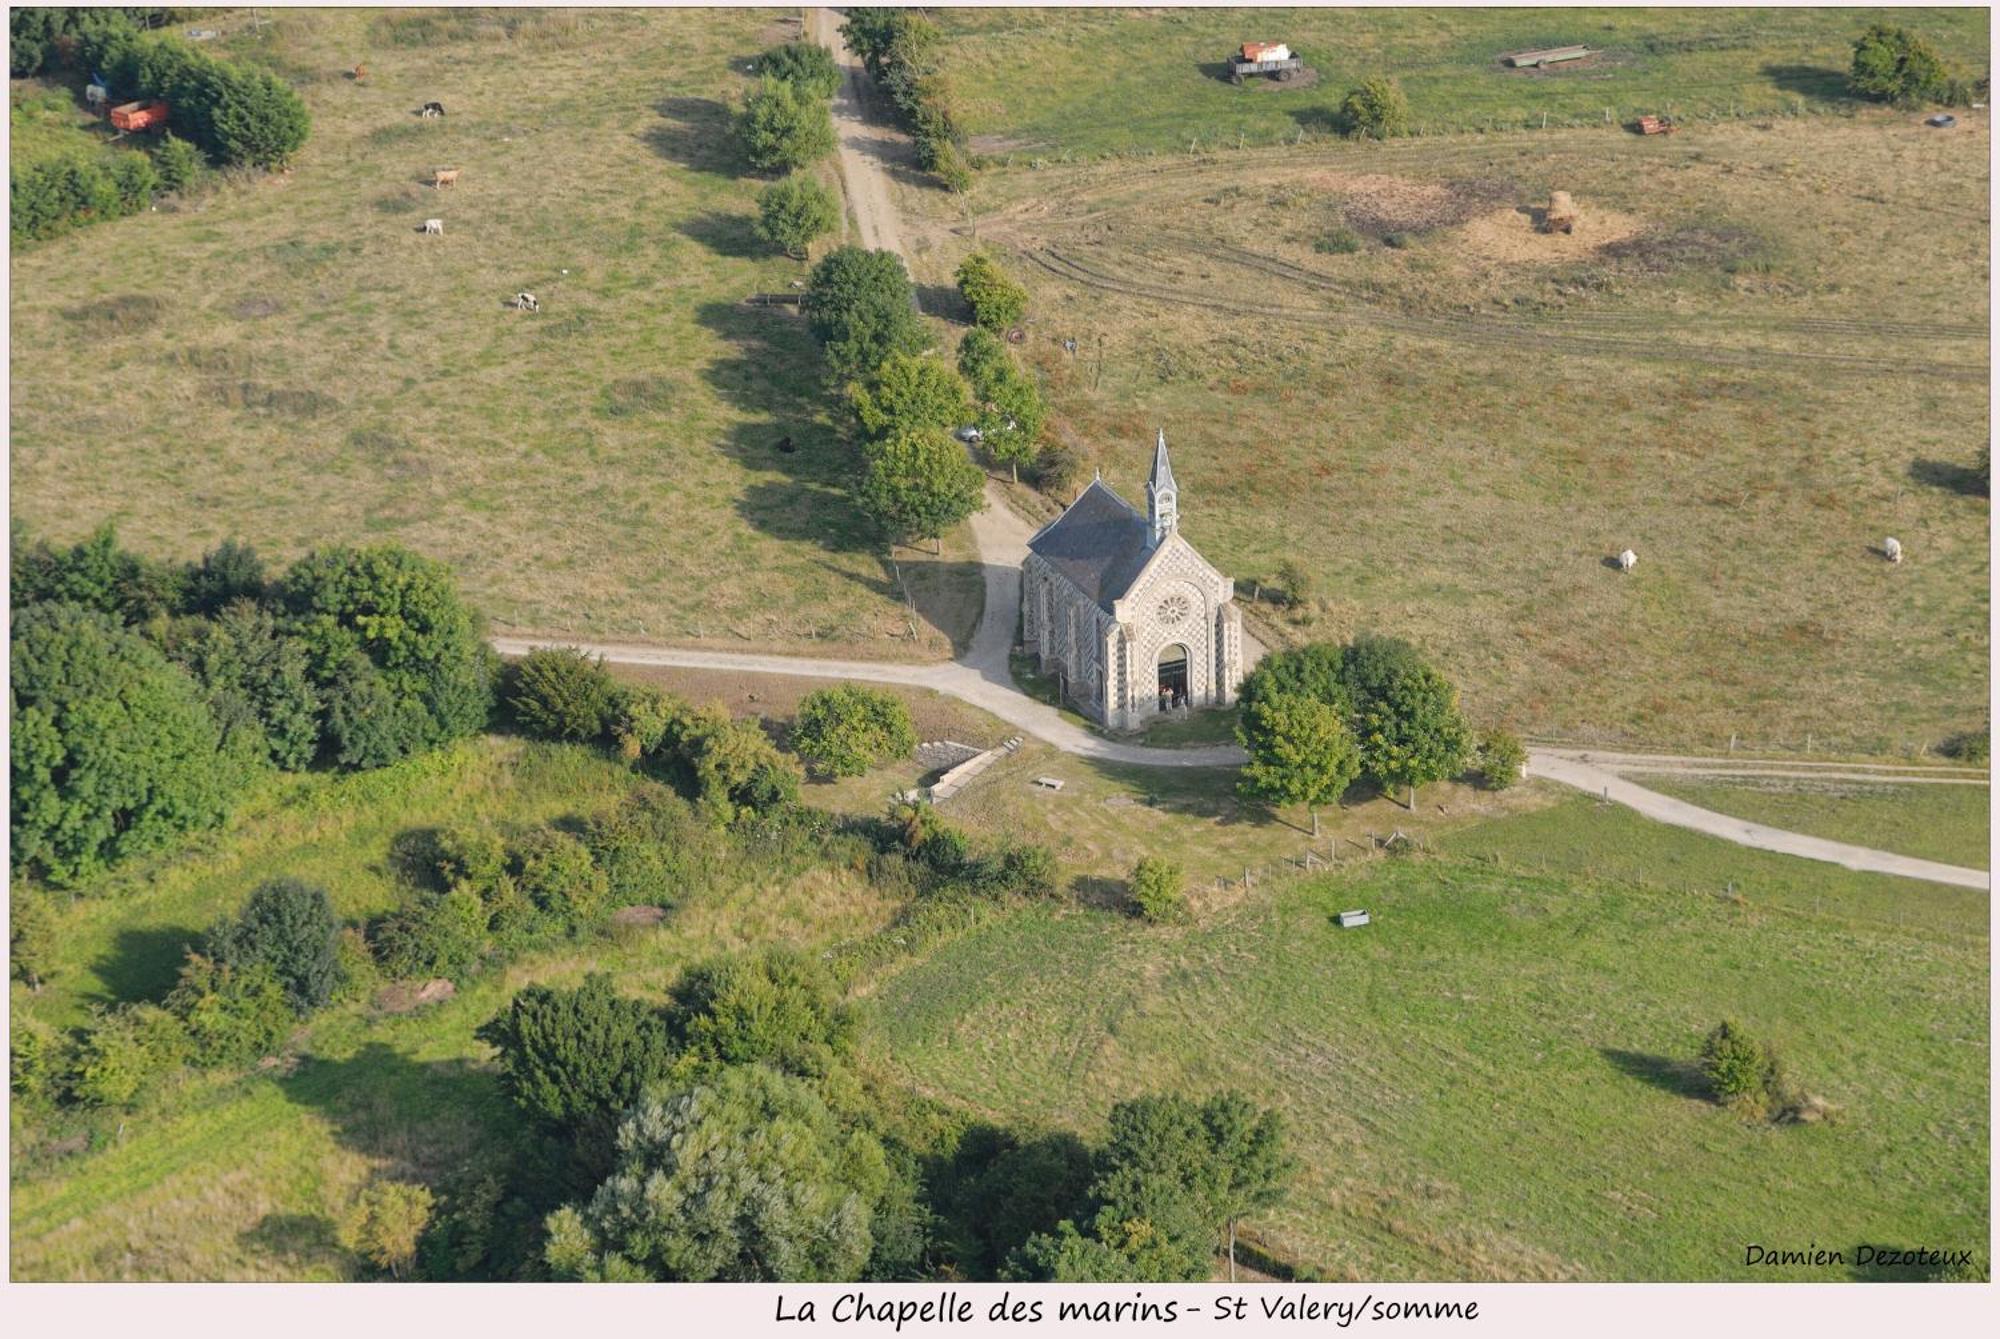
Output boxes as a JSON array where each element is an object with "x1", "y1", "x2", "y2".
[
  {"x1": 957, "y1": 327, "x2": 1046, "y2": 481},
  {"x1": 848, "y1": 352, "x2": 971, "y2": 443},
  {"x1": 165, "y1": 954, "x2": 294, "y2": 1068},
  {"x1": 1848, "y1": 23, "x2": 1956, "y2": 105},
  {"x1": 1699, "y1": 1020, "x2": 1788, "y2": 1115},
  {"x1": 669, "y1": 949, "x2": 858, "y2": 1076},
  {"x1": 754, "y1": 174, "x2": 840, "y2": 258},
  {"x1": 804, "y1": 246, "x2": 927, "y2": 382},
  {"x1": 206, "y1": 877, "x2": 343, "y2": 1014},
  {"x1": 1474, "y1": 728, "x2": 1527, "y2": 791},
  {"x1": 842, "y1": 8, "x2": 966, "y2": 188},
  {"x1": 88, "y1": 23, "x2": 312, "y2": 167},
  {"x1": 1336, "y1": 76, "x2": 1411, "y2": 139},
  {"x1": 1129, "y1": 856, "x2": 1188, "y2": 924},
  {"x1": 954, "y1": 251, "x2": 1028, "y2": 332},
  {"x1": 758, "y1": 40, "x2": 841, "y2": 100},
  {"x1": 10, "y1": 150, "x2": 160, "y2": 243},
  {"x1": 861, "y1": 425, "x2": 987, "y2": 552},
  {"x1": 11, "y1": 602, "x2": 249, "y2": 886},
  {"x1": 789, "y1": 685, "x2": 918, "y2": 778},
  {"x1": 506, "y1": 647, "x2": 619, "y2": 743},
  {"x1": 1236, "y1": 690, "x2": 1362, "y2": 826},
  {"x1": 737, "y1": 77, "x2": 837, "y2": 174},
  {"x1": 168, "y1": 600, "x2": 323, "y2": 770}
]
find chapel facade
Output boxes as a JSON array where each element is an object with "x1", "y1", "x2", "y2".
[{"x1": 1021, "y1": 431, "x2": 1245, "y2": 731}]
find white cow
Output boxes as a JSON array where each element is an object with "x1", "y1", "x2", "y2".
[
  {"x1": 1884, "y1": 537, "x2": 1903, "y2": 564},
  {"x1": 1617, "y1": 548, "x2": 1637, "y2": 573},
  {"x1": 85, "y1": 84, "x2": 108, "y2": 112},
  {"x1": 423, "y1": 218, "x2": 443, "y2": 236},
  {"x1": 516, "y1": 292, "x2": 539, "y2": 312}
]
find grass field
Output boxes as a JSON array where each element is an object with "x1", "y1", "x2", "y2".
[
  {"x1": 873, "y1": 800, "x2": 1989, "y2": 1280},
  {"x1": 895, "y1": 107, "x2": 1990, "y2": 753},
  {"x1": 1643, "y1": 776, "x2": 1991, "y2": 870},
  {"x1": 8, "y1": 7, "x2": 981, "y2": 660},
  {"x1": 938, "y1": 7, "x2": 1991, "y2": 157}
]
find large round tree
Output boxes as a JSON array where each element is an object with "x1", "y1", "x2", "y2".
[{"x1": 11, "y1": 602, "x2": 248, "y2": 885}]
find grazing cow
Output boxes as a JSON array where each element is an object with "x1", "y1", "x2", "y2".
[
  {"x1": 423, "y1": 218, "x2": 443, "y2": 236},
  {"x1": 515, "y1": 292, "x2": 539, "y2": 312},
  {"x1": 85, "y1": 84, "x2": 107, "y2": 113},
  {"x1": 419, "y1": 101, "x2": 445, "y2": 118},
  {"x1": 432, "y1": 168, "x2": 460, "y2": 189},
  {"x1": 351, "y1": 63, "x2": 366, "y2": 81},
  {"x1": 1884, "y1": 536, "x2": 1903, "y2": 564},
  {"x1": 1617, "y1": 548, "x2": 1637, "y2": 573}
]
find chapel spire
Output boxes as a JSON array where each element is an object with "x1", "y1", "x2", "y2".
[{"x1": 1147, "y1": 428, "x2": 1178, "y2": 546}]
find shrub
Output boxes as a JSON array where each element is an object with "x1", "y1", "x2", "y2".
[
  {"x1": 1699, "y1": 1020, "x2": 1786, "y2": 1113},
  {"x1": 738, "y1": 77, "x2": 836, "y2": 173},
  {"x1": 1849, "y1": 24, "x2": 1954, "y2": 105},
  {"x1": 99, "y1": 30, "x2": 311, "y2": 168},
  {"x1": 433, "y1": 823, "x2": 510, "y2": 893},
  {"x1": 9, "y1": 151, "x2": 153, "y2": 242},
  {"x1": 511, "y1": 828, "x2": 609, "y2": 933},
  {"x1": 11, "y1": 602, "x2": 248, "y2": 886},
  {"x1": 11, "y1": 1016, "x2": 72, "y2": 1104},
  {"x1": 1942, "y1": 726, "x2": 1989, "y2": 764},
  {"x1": 375, "y1": 887, "x2": 489, "y2": 982},
  {"x1": 754, "y1": 174, "x2": 840, "y2": 259},
  {"x1": 1030, "y1": 443, "x2": 1085, "y2": 497},
  {"x1": 804, "y1": 245, "x2": 927, "y2": 382},
  {"x1": 848, "y1": 352, "x2": 971, "y2": 443},
  {"x1": 343, "y1": 1181, "x2": 436, "y2": 1279},
  {"x1": 506, "y1": 646, "x2": 618, "y2": 743},
  {"x1": 758, "y1": 40, "x2": 841, "y2": 99},
  {"x1": 956, "y1": 252, "x2": 1027, "y2": 332},
  {"x1": 957, "y1": 328, "x2": 1047, "y2": 482},
  {"x1": 67, "y1": 1002, "x2": 188, "y2": 1108},
  {"x1": 669, "y1": 948, "x2": 857, "y2": 1076},
  {"x1": 1474, "y1": 729, "x2": 1528, "y2": 790},
  {"x1": 10, "y1": 522, "x2": 187, "y2": 624},
  {"x1": 10, "y1": 884, "x2": 60, "y2": 991},
  {"x1": 1336, "y1": 77, "x2": 1411, "y2": 139},
  {"x1": 1273, "y1": 558, "x2": 1314, "y2": 608},
  {"x1": 582, "y1": 785, "x2": 697, "y2": 908},
  {"x1": 206, "y1": 877, "x2": 343, "y2": 1014},
  {"x1": 608, "y1": 683, "x2": 681, "y2": 761},
  {"x1": 150, "y1": 131, "x2": 202, "y2": 193},
  {"x1": 166, "y1": 955, "x2": 295, "y2": 1068},
  {"x1": 993, "y1": 842, "x2": 1061, "y2": 899},
  {"x1": 1314, "y1": 225, "x2": 1363, "y2": 255},
  {"x1": 1130, "y1": 857, "x2": 1189, "y2": 924},
  {"x1": 655, "y1": 704, "x2": 804, "y2": 826},
  {"x1": 791, "y1": 685, "x2": 918, "y2": 778}
]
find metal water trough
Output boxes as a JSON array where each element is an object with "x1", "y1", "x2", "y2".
[{"x1": 1335, "y1": 909, "x2": 1371, "y2": 929}]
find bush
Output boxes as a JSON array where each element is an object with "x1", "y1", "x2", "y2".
[
  {"x1": 11, "y1": 884, "x2": 60, "y2": 991},
  {"x1": 669, "y1": 948, "x2": 858, "y2": 1076},
  {"x1": 583, "y1": 785, "x2": 697, "y2": 908},
  {"x1": 433, "y1": 823, "x2": 510, "y2": 893},
  {"x1": 653, "y1": 703, "x2": 803, "y2": 826},
  {"x1": 11, "y1": 1016, "x2": 71, "y2": 1104},
  {"x1": 1849, "y1": 24, "x2": 1955, "y2": 105},
  {"x1": 206, "y1": 877, "x2": 342, "y2": 1014},
  {"x1": 754, "y1": 174, "x2": 840, "y2": 259},
  {"x1": 96, "y1": 30, "x2": 310, "y2": 168},
  {"x1": 150, "y1": 131, "x2": 202, "y2": 194},
  {"x1": 1699, "y1": 1020, "x2": 1786, "y2": 1113},
  {"x1": 1336, "y1": 77, "x2": 1411, "y2": 139},
  {"x1": 1474, "y1": 729, "x2": 1528, "y2": 790},
  {"x1": 1130, "y1": 857, "x2": 1189, "y2": 924},
  {"x1": 67, "y1": 1002, "x2": 188, "y2": 1108},
  {"x1": 375, "y1": 887, "x2": 489, "y2": 982},
  {"x1": 738, "y1": 77, "x2": 836, "y2": 173},
  {"x1": 343, "y1": 1181, "x2": 435, "y2": 1279},
  {"x1": 1314, "y1": 225, "x2": 1363, "y2": 255},
  {"x1": 956, "y1": 252, "x2": 1028, "y2": 332},
  {"x1": 608, "y1": 683, "x2": 680, "y2": 761},
  {"x1": 506, "y1": 646, "x2": 618, "y2": 743},
  {"x1": 10, "y1": 149, "x2": 155, "y2": 243},
  {"x1": 758, "y1": 40, "x2": 841, "y2": 99},
  {"x1": 993, "y1": 842, "x2": 1061, "y2": 899},
  {"x1": 1942, "y1": 726, "x2": 1989, "y2": 764},
  {"x1": 1030, "y1": 443, "x2": 1086, "y2": 497},
  {"x1": 791, "y1": 684, "x2": 918, "y2": 778},
  {"x1": 957, "y1": 328, "x2": 1047, "y2": 481},
  {"x1": 1273, "y1": 558, "x2": 1314, "y2": 608},
  {"x1": 804, "y1": 245, "x2": 927, "y2": 382},
  {"x1": 11, "y1": 522, "x2": 187, "y2": 624},
  {"x1": 511, "y1": 828, "x2": 609, "y2": 933},
  {"x1": 166, "y1": 955, "x2": 295, "y2": 1068},
  {"x1": 11, "y1": 602, "x2": 249, "y2": 886}
]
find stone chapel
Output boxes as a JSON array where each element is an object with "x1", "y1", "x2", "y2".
[{"x1": 1021, "y1": 431, "x2": 1245, "y2": 730}]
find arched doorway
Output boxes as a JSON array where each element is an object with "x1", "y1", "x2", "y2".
[{"x1": 1156, "y1": 643, "x2": 1190, "y2": 710}]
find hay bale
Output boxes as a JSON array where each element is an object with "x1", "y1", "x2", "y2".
[{"x1": 1545, "y1": 190, "x2": 1577, "y2": 235}]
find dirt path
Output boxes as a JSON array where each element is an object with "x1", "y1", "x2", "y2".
[{"x1": 811, "y1": 8, "x2": 905, "y2": 258}]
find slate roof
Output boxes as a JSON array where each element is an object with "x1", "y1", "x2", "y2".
[{"x1": 1027, "y1": 479, "x2": 1157, "y2": 613}]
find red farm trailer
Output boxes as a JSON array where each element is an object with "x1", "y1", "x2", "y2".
[{"x1": 108, "y1": 100, "x2": 170, "y2": 133}]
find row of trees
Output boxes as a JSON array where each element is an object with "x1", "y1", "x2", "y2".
[
  {"x1": 737, "y1": 39, "x2": 845, "y2": 263},
  {"x1": 1235, "y1": 634, "x2": 1521, "y2": 831},
  {"x1": 841, "y1": 8, "x2": 972, "y2": 191},
  {"x1": 11, "y1": 526, "x2": 498, "y2": 886}
]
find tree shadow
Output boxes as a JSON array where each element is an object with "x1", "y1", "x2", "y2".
[
  {"x1": 1290, "y1": 106, "x2": 1343, "y2": 136},
  {"x1": 1909, "y1": 457, "x2": 1987, "y2": 497},
  {"x1": 1070, "y1": 874, "x2": 1129, "y2": 910},
  {"x1": 279, "y1": 1041, "x2": 518, "y2": 1183},
  {"x1": 387, "y1": 826, "x2": 447, "y2": 891},
  {"x1": 680, "y1": 209, "x2": 769, "y2": 261},
  {"x1": 92, "y1": 924, "x2": 201, "y2": 1004},
  {"x1": 1761, "y1": 63, "x2": 1854, "y2": 101},
  {"x1": 1195, "y1": 60, "x2": 1241, "y2": 86},
  {"x1": 915, "y1": 282, "x2": 970, "y2": 324},
  {"x1": 641, "y1": 95, "x2": 742, "y2": 175},
  {"x1": 238, "y1": 1211, "x2": 346, "y2": 1274},
  {"x1": 1599, "y1": 1047, "x2": 1710, "y2": 1101}
]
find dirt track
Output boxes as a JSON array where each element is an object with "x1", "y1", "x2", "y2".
[{"x1": 812, "y1": 8, "x2": 905, "y2": 258}]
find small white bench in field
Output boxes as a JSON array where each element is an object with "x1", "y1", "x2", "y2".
[
  {"x1": 1335, "y1": 909, "x2": 1371, "y2": 929},
  {"x1": 1033, "y1": 776, "x2": 1065, "y2": 791}
]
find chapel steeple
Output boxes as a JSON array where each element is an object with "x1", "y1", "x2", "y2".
[{"x1": 1146, "y1": 428, "x2": 1178, "y2": 547}]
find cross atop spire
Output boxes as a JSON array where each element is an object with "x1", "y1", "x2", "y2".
[{"x1": 1146, "y1": 428, "x2": 1178, "y2": 546}]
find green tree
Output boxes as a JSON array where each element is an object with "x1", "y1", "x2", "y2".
[
  {"x1": 506, "y1": 646, "x2": 618, "y2": 743},
  {"x1": 11, "y1": 602, "x2": 247, "y2": 886},
  {"x1": 848, "y1": 352, "x2": 971, "y2": 442},
  {"x1": 804, "y1": 245, "x2": 926, "y2": 381},
  {"x1": 957, "y1": 328, "x2": 1045, "y2": 482},
  {"x1": 1336, "y1": 76, "x2": 1411, "y2": 139},
  {"x1": 206, "y1": 876, "x2": 342, "y2": 1014},
  {"x1": 955, "y1": 251, "x2": 1028, "y2": 332},
  {"x1": 374, "y1": 886, "x2": 489, "y2": 982},
  {"x1": 551, "y1": 1063, "x2": 894, "y2": 1281},
  {"x1": 150, "y1": 131, "x2": 202, "y2": 193},
  {"x1": 1236, "y1": 641, "x2": 1353, "y2": 719},
  {"x1": 790, "y1": 684, "x2": 917, "y2": 777},
  {"x1": 738, "y1": 77, "x2": 836, "y2": 173},
  {"x1": 1849, "y1": 23, "x2": 1953, "y2": 105},
  {"x1": 668, "y1": 948, "x2": 858, "y2": 1077},
  {"x1": 344, "y1": 1181, "x2": 436, "y2": 1279},
  {"x1": 1474, "y1": 728, "x2": 1527, "y2": 790},
  {"x1": 758, "y1": 40, "x2": 841, "y2": 99},
  {"x1": 1340, "y1": 634, "x2": 1472, "y2": 808},
  {"x1": 654, "y1": 703, "x2": 804, "y2": 825},
  {"x1": 169, "y1": 600, "x2": 323, "y2": 770},
  {"x1": 1129, "y1": 856, "x2": 1188, "y2": 924},
  {"x1": 10, "y1": 884, "x2": 60, "y2": 991},
  {"x1": 1201, "y1": 1091, "x2": 1291, "y2": 1280},
  {"x1": 755, "y1": 173, "x2": 840, "y2": 259},
  {"x1": 510, "y1": 827, "x2": 609, "y2": 933},
  {"x1": 861, "y1": 425, "x2": 987, "y2": 554},
  {"x1": 1699, "y1": 1020, "x2": 1785, "y2": 1112},
  {"x1": 66, "y1": 1002, "x2": 188, "y2": 1108},
  {"x1": 840, "y1": 8, "x2": 904, "y2": 81},
  {"x1": 1236, "y1": 691, "x2": 1361, "y2": 835},
  {"x1": 165, "y1": 954, "x2": 294, "y2": 1068}
]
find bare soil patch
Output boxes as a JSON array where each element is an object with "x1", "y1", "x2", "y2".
[
  {"x1": 1314, "y1": 173, "x2": 1516, "y2": 237},
  {"x1": 1454, "y1": 202, "x2": 1645, "y2": 264}
]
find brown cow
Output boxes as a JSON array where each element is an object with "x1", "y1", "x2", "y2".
[{"x1": 432, "y1": 168, "x2": 460, "y2": 189}]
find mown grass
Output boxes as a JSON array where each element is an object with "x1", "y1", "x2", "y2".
[
  {"x1": 938, "y1": 7, "x2": 1990, "y2": 157},
  {"x1": 902, "y1": 107, "x2": 1989, "y2": 754},
  {"x1": 9, "y1": 734, "x2": 902, "y2": 1281},
  {"x1": 1642, "y1": 777, "x2": 1991, "y2": 870},
  {"x1": 9, "y1": 7, "x2": 981, "y2": 660},
  {"x1": 871, "y1": 801, "x2": 1989, "y2": 1280}
]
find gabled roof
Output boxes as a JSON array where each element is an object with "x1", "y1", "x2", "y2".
[{"x1": 1026, "y1": 478, "x2": 1156, "y2": 613}]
